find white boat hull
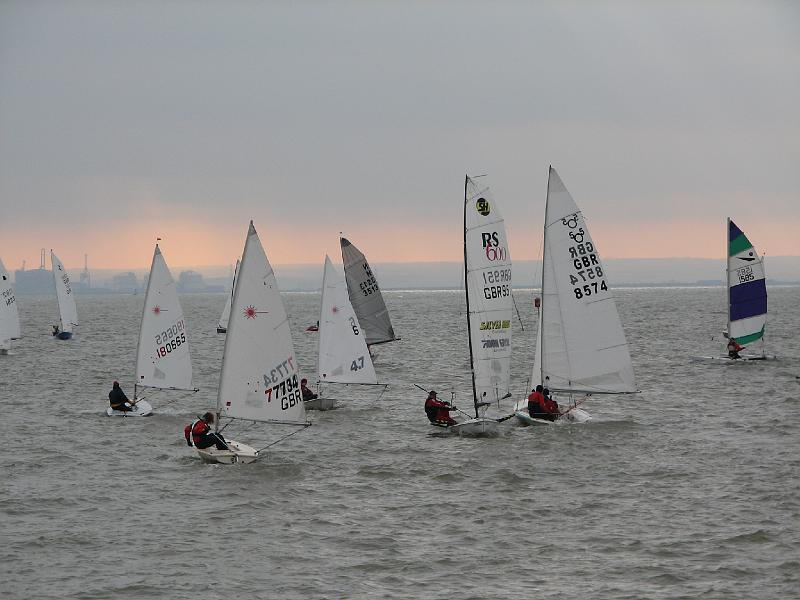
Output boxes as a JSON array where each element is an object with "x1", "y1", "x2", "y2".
[
  {"x1": 195, "y1": 439, "x2": 259, "y2": 464},
  {"x1": 447, "y1": 417, "x2": 500, "y2": 438},
  {"x1": 304, "y1": 397, "x2": 337, "y2": 411},
  {"x1": 692, "y1": 353, "x2": 778, "y2": 362},
  {"x1": 105, "y1": 399, "x2": 153, "y2": 417},
  {"x1": 514, "y1": 406, "x2": 592, "y2": 426}
]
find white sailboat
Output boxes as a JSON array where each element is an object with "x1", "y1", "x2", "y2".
[
  {"x1": 0, "y1": 258, "x2": 21, "y2": 344},
  {"x1": 196, "y1": 221, "x2": 310, "y2": 464},
  {"x1": 340, "y1": 237, "x2": 398, "y2": 348},
  {"x1": 50, "y1": 250, "x2": 78, "y2": 340},
  {"x1": 696, "y1": 219, "x2": 775, "y2": 361},
  {"x1": 308, "y1": 255, "x2": 379, "y2": 410},
  {"x1": 216, "y1": 259, "x2": 239, "y2": 333},
  {"x1": 440, "y1": 175, "x2": 513, "y2": 437},
  {"x1": 514, "y1": 167, "x2": 638, "y2": 425},
  {"x1": 107, "y1": 243, "x2": 196, "y2": 416}
]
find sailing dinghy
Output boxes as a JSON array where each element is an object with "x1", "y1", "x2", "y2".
[
  {"x1": 308, "y1": 255, "x2": 380, "y2": 410},
  {"x1": 436, "y1": 175, "x2": 513, "y2": 437},
  {"x1": 1, "y1": 259, "x2": 19, "y2": 355},
  {"x1": 340, "y1": 237, "x2": 398, "y2": 351},
  {"x1": 50, "y1": 250, "x2": 78, "y2": 340},
  {"x1": 195, "y1": 221, "x2": 310, "y2": 464},
  {"x1": 216, "y1": 259, "x2": 239, "y2": 333},
  {"x1": 107, "y1": 243, "x2": 196, "y2": 417},
  {"x1": 695, "y1": 219, "x2": 775, "y2": 362},
  {"x1": 514, "y1": 167, "x2": 638, "y2": 425}
]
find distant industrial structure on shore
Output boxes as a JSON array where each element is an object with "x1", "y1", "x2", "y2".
[{"x1": 11, "y1": 250, "x2": 225, "y2": 295}]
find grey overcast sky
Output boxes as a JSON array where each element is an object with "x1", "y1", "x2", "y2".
[{"x1": 1, "y1": 0, "x2": 798, "y2": 271}]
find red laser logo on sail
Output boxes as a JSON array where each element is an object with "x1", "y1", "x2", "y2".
[
  {"x1": 243, "y1": 305, "x2": 268, "y2": 319},
  {"x1": 152, "y1": 305, "x2": 166, "y2": 315}
]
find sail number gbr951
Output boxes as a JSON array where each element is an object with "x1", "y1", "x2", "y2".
[
  {"x1": 481, "y1": 268, "x2": 511, "y2": 299},
  {"x1": 154, "y1": 319, "x2": 187, "y2": 358},
  {"x1": 262, "y1": 357, "x2": 301, "y2": 410}
]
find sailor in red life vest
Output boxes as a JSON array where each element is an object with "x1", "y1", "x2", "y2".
[
  {"x1": 424, "y1": 390, "x2": 457, "y2": 427},
  {"x1": 183, "y1": 412, "x2": 229, "y2": 450},
  {"x1": 727, "y1": 338, "x2": 745, "y2": 359},
  {"x1": 527, "y1": 385, "x2": 548, "y2": 420},
  {"x1": 542, "y1": 388, "x2": 560, "y2": 421}
]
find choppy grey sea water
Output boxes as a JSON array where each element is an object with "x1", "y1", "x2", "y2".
[{"x1": 2, "y1": 286, "x2": 798, "y2": 599}]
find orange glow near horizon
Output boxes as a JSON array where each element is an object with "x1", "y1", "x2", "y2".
[{"x1": 2, "y1": 215, "x2": 798, "y2": 272}]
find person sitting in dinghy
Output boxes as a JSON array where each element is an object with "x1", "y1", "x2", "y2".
[
  {"x1": 543, "y1": 388, "x2": 561, "y2": 421},
  {"x1": 424, "y1": 390, "x2": 457, "y2": 427},
  {"x1": 301, "y1": 378, "x2": 317, "y2": 401},
  {"x1": 527, "y1": 385, "x2": 549, "y2": 420},
  {"x1": 727, "y1": 338, "x2": 745, "y2": 359},
  {"x1": 108, "y1": 381, "x2": 133, "y2": 412},
  {"x1": 186, "y1": 412, "x2": 229, "y2": 450},
  {"x1": 52, "y1": 325, "x2": 60, "y2": 337}
]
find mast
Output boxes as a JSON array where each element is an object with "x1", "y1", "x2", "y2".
[
  {"x1": 726, "y1": 217, "x2": 731, "y2": 339},
  {"x1": 464, "y1": 174, "x2": 479, "y2": 418},
  {"x1": 540, "y1": 166, "x2": 551, "y2": 387}
]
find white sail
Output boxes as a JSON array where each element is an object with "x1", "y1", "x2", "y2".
[
  {"x1": 0, "y1": 258, "x2": 21, "y2": 339},
  {"x1": 340, "y1": 237, "x2": 397, "y2": 346},
  {"x1": 50, "y1": 251, "x2": 78, "y2": 333},
  {"x1": 464, "y1": 176, "x2": 513, "y2": 410},
  {"x1": 218, "y1": 221, "x2": 307, "y2": 425},
  {"x1": 135, "y1": 244, "x2": 193, "y2": 391},
  {"x1": 217, "y1": 259, "x2": 239, "y2": 331},
  {"x1": 318, "y1": 255, "x2": 377, "y2": 384},
  {"x1": 539, "y1": 167, "x2": 635, "y2": 394}
]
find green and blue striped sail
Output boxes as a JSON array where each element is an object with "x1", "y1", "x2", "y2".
[{"x1": 727, "y1": 219, "x2": 767, "y2": 344}]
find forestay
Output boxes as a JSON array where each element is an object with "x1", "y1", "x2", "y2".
[
  {"x1": 318, "y1": 255, "x2": 377, "y2": 384},
  {"x1": 340, "y1": 237, "x2": 397, "y2": 346},
  {"x1": 0, "y1": 258, "x2": 21, "y2": 340},
  {"x1": 218, "y1": 222, "x2": 307, "y2": 425},
  {"x1": 539, "y1": 167, "x2": 635, "y2": 394},
  {"x1": 51, "y1": 251, "x2": 78, "y2": 333},
  {"x1": 136, "y1": 245, "x2": 193, "y2": 391},
  {"x1": 727, "y1": 219, "x2": 767, "y2": 345},
  {"x1": 464, "y1": 176, "x2": 512, "y2": 407},
  {"x1": 218, "y1": 259, "x2": 239, "y2": 331}
]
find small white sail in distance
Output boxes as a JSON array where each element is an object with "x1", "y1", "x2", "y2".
[
  {"x1": 51, "y1": 250, "x2": 78, "y2": 333},
  {"x1": 0, "y1": 258, "x2": 21, "y2": 340},
  {"x1": 318, "y1": 255, "x2": 377, "y2": 384},
  {"x1": 135, "y1": 244, "x2": 194, "y2": 391},
  {"x1": 538, "y1": 166, "x2": 636, "y2": 394},
  {"x1": 218, "y1": 259, "x2": 240, "y2": 331},
  {"x1": 218, "y1": 221, "x2": 307, "y2": 425}
]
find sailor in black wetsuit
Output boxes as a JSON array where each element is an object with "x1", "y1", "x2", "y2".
[{"x1": 108, "y1": 381, "x2": 133, "y2": 412}]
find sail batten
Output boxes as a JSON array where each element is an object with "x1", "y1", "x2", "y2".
[
  {"x1": 537, "y1": 167, "x2": 636, "y2": 395},
  {"x1": 135, "y1": 245, "x2": 193, "y2": 393},
  {"x1": 218, "y1": 222, "x2": 307, "y2": 426}
]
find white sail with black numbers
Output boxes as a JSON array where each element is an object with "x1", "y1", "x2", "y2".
[
  {"x1": 135, "y1": 244, "x2": 194, "y2": 391},
  {"x1": 51, "y1": 251, "x2": 78, "y2": 333},
  {"x1": 0, "y1": 258, "x2": 21, "y2": 340},
  {"x1": 464, "y1": 175, "x2": 513, "y2": 409},
  {"x1": 318, "y1": 255, "x2": 377, "y2": 384},
  {"x1": 539, "y1": 167, "x2": 635, "y2": 394},
  {"x1": 340, "y1": 237, "x2": 397, "y2": 346},
  {"x1": 218, "y1": 221, "x2": 307, "y2": 425}
]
